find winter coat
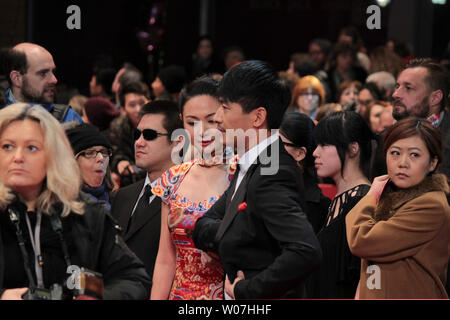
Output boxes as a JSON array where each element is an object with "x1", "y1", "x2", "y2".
[
  {"x1": 0, "y1": 191, "x2": 151, "y2": 299},
  {"x1": 346, "y1": 174, "x2": 450, "y2": 299}
]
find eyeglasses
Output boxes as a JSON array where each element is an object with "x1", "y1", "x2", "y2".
[
  {"x1": 134, "y1": 128, "x2": 169, "y2": 141},
  {"x1": 78, "y1": 149, "x2": 111, "y2": 159}
]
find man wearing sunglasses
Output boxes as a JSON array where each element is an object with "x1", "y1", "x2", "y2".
[
  {"x1": 108, "y1": 81, "x2": 149, "y2": 185},
  {"x1": 110, "y1": 100, "x2": 182, "y2": 285}
]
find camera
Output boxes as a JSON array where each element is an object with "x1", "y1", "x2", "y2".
[
  {"x1": 70, "y1": 267, "x2": 104, "y2": 299},
  {"x1": 22, "y1": 268, "x2": 104, "y2": 300},
  {"x1": 22, "y1": 284, "x2": 64, "y2": 300}
]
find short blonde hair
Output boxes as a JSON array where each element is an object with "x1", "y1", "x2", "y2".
[{"x1": 0, "y1": 103, "x2": 84, "y2": 216}]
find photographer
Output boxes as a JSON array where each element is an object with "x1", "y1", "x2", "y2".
[{"x1": 0, "y1": 103, "x2": 151, "y2": 300}]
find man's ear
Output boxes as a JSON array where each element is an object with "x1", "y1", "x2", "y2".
[
  {"x1": 252, "y1": 107, "x2": 267, "y2": 128},
  {"x1": 179, "y1": 113, "x2": 183, "y2": 121},
  {"x1": 429, "y1": 89, "x2": 443, "y2": 109},
  {"x1": 10, "y1": 70, "x2": 22, "y2": 88}
]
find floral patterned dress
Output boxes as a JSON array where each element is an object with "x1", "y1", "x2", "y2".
[{"x1": 151, "y1": 159, "x2": 237, "y2": 300}]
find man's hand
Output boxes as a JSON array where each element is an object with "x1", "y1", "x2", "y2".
[
  {"x1": 0, "y1": 288, "x2": 29, "y2": 300},
  {"x1": 200, "y1": 252, "x2": 221, "y2": 269},
  {"x1": 117, "y1": 160, "x2": 136, "y2": 175},
  {"x1": 225, "y1": 270, "x2": 245, "y2": 300}
]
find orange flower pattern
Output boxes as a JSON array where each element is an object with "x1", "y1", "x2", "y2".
[{"x1": 151, "y1": 157, "x2": 237, "y2": 300}]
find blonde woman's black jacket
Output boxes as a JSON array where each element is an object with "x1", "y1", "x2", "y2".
[{"x1": 0, "y1": 192, "x2": 151, "y2": 299}]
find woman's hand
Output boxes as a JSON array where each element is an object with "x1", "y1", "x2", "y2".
[
  {"x1": 0, "y1": 288, "x2": 29, "y2": 300},
  {"x1": 367, "y1": 174, "x2": 390, "y2": 203},
  {"x1": 200, "y1": 251, "x2": 221, "y2": 269}
]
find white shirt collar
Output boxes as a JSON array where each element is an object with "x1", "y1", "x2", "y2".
[
  {"x1": 144, "y1": 174, "x2": 152, "y2": 189},
  {"x1": 238, "y1": 133, "x2": 279, "y2": 173}
]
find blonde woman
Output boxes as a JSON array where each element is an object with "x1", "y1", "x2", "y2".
[{"x1": 0, "y1": 103, "x2": 150, "y2": 300}]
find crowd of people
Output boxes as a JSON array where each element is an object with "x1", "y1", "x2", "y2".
[{"x1": 0, "y1": 25, "x2": 449, "y2": 300}]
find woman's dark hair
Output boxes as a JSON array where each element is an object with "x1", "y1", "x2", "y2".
[
  {"x1": 360, "y1": 82, "x2": 383, "y2": 102},
  {"x1": 313, "y1": 111, "x2": 374, "y2": 178},
  {"x1": 178, "y1": 75, "x2": 219, "y2": 115},
  {"x1": 280, "y1": 112, "x2": 316, "y2": 169},
  {"x1": 383, "y1": 117, "x2": 442, "y2": 171},
  {"x1": 327, "y1": 42, "x2": 358, "y2": 71}
]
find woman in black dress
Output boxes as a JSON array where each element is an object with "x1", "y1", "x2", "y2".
[
  {"x1": 306, "y1": 111, "x2": 373, "y2": 298},
  {"x1": 279, "y1": 112, "x2": 330, "y2": 233}
]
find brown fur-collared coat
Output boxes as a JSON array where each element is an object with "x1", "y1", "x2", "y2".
[{"x1": 346, "y1": 174, "x2": 450, "y2": 299}]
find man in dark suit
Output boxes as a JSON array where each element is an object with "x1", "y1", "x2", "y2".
[
  {"x1": 111, "y1": 100, "x2": 182, "y2": 286},
  {"x1": 193, "y1": 60, "x2": 322, "y2": 299}
]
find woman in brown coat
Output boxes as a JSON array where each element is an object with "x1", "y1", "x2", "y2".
[{"x1": 346, "y1": 118, "x2": 450, "y2": 299}]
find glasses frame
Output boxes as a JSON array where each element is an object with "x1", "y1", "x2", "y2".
[
  {"x1": 134, "y1": 128, "x2": 169, "y2": 141},
  {"x1": 77, "y1": 149, "x2": 112, "y2": 159}
]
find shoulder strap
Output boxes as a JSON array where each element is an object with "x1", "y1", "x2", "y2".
[{"x1": 51, "y1": 104, "x2": 70, "y2": 122}]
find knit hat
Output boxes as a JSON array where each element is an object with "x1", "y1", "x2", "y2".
[
  {"x1": 65, "y1": 123, "x2": 112, "y2": 155},
  {"x1": 83, "y1": 97, "x2": 120, "y2": 131},
  {"x1": 157, "y1": 65, "x2": 187, "y2": 94}
]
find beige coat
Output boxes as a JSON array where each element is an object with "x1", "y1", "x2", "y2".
[{"x1": 346, "y1": 174, "x2": 450, "y2": 299}]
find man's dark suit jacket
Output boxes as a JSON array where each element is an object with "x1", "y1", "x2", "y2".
[
  {"x1": 193, "y1": 140, "x2": 322, "y2": 299},
  {"x1": 110, "y1": 179, "x2": 161, "y2": 282}
]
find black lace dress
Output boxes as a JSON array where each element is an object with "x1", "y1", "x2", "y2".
[{"x1": 306, "y1": 184, "x2": 370, "y2": 299}]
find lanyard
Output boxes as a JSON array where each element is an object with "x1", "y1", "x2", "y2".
[
  {"x1": 24, "y1": 211, "x2": 44, "y2": 288},
  {"x1": 8, "y1": 205, "x2": 72, "y2": 289}
]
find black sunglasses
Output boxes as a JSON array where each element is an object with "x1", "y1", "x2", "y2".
[{"x1": 134, "y1": 128, "x2": 169, "y2": 141}]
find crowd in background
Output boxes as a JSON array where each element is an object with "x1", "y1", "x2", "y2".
[{"x1": 0, "y1": 24, "x2": 449, "y2": 300}]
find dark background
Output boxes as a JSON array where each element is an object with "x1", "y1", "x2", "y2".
[{"x1": 0, "y1": 0, "x2": 449, "y2": 96}]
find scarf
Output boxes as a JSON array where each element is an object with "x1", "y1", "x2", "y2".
[
  {"x1": 82, "y1": 183, "x2": 110, "y2": 210},
  {"x1": 374, "y1": 173, "x2": 449, "y2": 221}
]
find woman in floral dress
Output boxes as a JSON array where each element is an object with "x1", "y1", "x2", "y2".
[{"x1": 150, "y1": 76, "x2": 236, "y2": 300}]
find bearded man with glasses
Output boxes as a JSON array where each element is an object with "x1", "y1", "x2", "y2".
[{"x1": 110, "y1": 100, "x2": 183, "y2": 285}]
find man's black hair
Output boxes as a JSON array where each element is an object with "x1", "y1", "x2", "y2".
[
  {"x1": 119, "y1": 81, "x2": 148, "y2": 107},
  {"x1": 139, "y1": 100, "x2": 183, "y2": 140},
  {"x1": 217, "y1": 60, "x2": 291, "y2": 129}
]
